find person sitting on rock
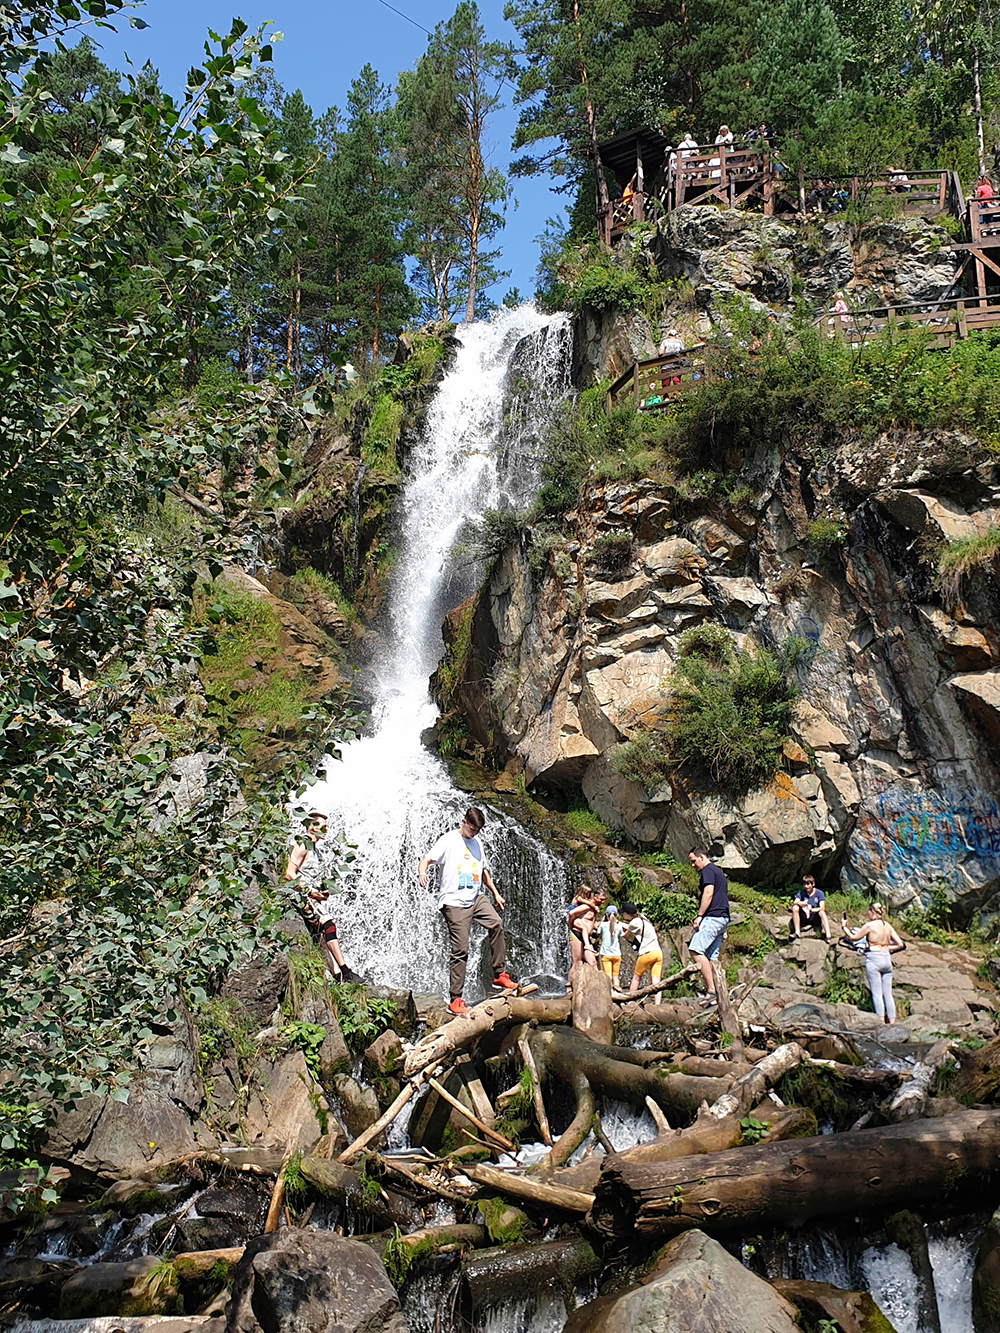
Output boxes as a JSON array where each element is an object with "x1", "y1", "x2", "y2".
[{"x1": 791, "y1": 874, "x2": 832, "y2": 943}]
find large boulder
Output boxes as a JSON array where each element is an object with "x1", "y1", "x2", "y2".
[
  {"x1": 563, "y1": 1229, "x2": 801, "y2": 1333},
  {"x1": 225, "y1": 1230, "x2": 407, "y2": 1333},
  {"x1": 44, "y1": 1083, "x2": 200, "y2": 1180},
  {"x1": 60, "y1": 1257, "x2": 177, "y2": 1318},
  {"x1": 222, "y1": 955, "x2": 290, "y2": 1028},
  {"x1": 241, "y1": 1051, "x2": 329, "y2": 1153}
]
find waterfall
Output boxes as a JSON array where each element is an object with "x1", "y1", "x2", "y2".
[{"x1": 300, "y1": 306, "x2": 573, "y2": 998}]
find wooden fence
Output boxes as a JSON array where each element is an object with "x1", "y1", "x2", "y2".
[
  {"x1": 607, "y1": 149, "x2": 958, "y2": 242},
  {"x1": 607, "y1": 293, "x2": 1000, "y2": 413}
]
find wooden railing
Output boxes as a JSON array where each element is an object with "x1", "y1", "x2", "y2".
[
  {"x1": 609, "y1": 292, "x2": 1000, "y2": 413},
  {"x1": 969, "y1": 198, "x2": 1000, "y2": 243},
  {"x1": 816, "y1": 293, "x2": 1000, "y2": 348},
  {"x1": 606, "y1": 351, "x2": 710, "y2": 411},
  {"x1": 607, "y1": 148, "x2": 957, "y2": 240}
]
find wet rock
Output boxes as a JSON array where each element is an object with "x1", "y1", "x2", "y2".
[
  {"x1": 59, "y1": 1256, "x2": 178, "y2": 1318},
  {"x1": 564, "y1": 1229, "x2": 800, "y2": 1333},
  {"x1": 221, "y1": 954, "x2": 289, "y2": 1028},
  {"x1": 332, "y1": 1074, "x2": 380, "y2": 1139},
  {"x1": 104, "y1": 1180, "x2": 191, "y2": 1219},
  {"x1": 363, "y1": 1028, "x2": 404, "y2": 1076},
  {"x1": 19, "y1": 1320, "x2": 222, "y2": 1333},
  {"x1": 771, "y1": 1278, "x2": 901, "y2": 1333},
  {"x1": 225, "y1": 1230, "x2": 406, "y2": 1333},
  {"x1": 175, "y1": 1179, "x2": 267, "y2": 1253}
]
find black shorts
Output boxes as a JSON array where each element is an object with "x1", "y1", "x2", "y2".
[{"x1": 320, "y1": 920, "x2": 338, "y2": 942}]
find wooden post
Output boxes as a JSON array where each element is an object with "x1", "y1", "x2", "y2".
[
  {"x1": 958, "y1": 299, "x2": 968, "y2": 338},
  {"x1": 977, "y1": 254, "x2": 988, "y2": 305}
]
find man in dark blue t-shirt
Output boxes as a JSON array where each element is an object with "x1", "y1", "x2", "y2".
[
  {"x1": 688, "y1": 847, "x2": 730, "y2": 1005},
  {"x1": 791, "y1": 874, "x2": 831, "y2": 942}
]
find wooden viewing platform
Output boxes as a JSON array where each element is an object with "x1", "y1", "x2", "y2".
[
  {"x1": 597, "y1": 128, "x2": 962, "y2": 246},
  {"x1": 608, "y1": 294, "x2": 1000, "y2": 413}
]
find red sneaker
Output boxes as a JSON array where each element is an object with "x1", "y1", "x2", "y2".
[
  {"x1": 492, "y1": 972, "x2": 518, "y2": 993},
  {"x1": 447, "y1": 997, "x2": 469, "y2": 1015}
]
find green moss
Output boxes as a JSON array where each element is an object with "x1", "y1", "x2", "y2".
[
  {"x1": 479, "y1": 1195, "x2": 529, "y2": 1244},
  {"x1": 939, "y1": 524, "x2": 1000, "y2": 585},
  {"x1": 434, "y1": 599, "x2": 475, "y2": 709},
  {"x1": 195, "y1": 588, "x2": 312, "y2": 764},
  {"x1": 405, "y1": 332, "x2": 448, "y2": 383},
  {"x1": 111, "y1": 1187, "x2": 165, "y2": 1219},
  {"x1": 565, "y1": 794, "x2": 607, "y2": 837},
  {"x1": 363, "y1": 395, "x2": 404, "y2": 475},
  {"x1": 383, "y1": 1227, "x2": 437, "y2": 1288},
  {"x1": 286, "y1": 566, "x2": 357, "y2": 625},
  {"x1": 194, "y1": 997, "x2": 257, "y2": 1081},
  {"x1": 282, "y1": 1152, "x2": 307, "y2": 1203}
]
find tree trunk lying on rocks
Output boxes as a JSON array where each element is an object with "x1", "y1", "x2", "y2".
[
  {"x1": 403, "y1": 996, "x2": 572, "y2": 1076},
  {"x1": 589, "y1": 1110, "x2": 1000, "y2": 1243}
]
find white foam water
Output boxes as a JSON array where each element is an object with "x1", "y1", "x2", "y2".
[{"x1": 300, "y1": 306, "x2": 573, "y2": 999}]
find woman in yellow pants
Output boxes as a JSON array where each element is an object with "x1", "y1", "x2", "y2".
[{"x1": 621, "y1": 903, "x2": 664, "y2": 1005}]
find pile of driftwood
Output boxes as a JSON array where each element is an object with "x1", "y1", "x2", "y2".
[{"x1": 253, "y1": 961, "x2": 1000, "y2": 1280}]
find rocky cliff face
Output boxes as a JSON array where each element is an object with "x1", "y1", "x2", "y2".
[
  {"x1": 574, "y1": 206, "x2": 962, "y2": 389},
  {"x1": 447, "y1": 427, "x2": 1000, "y2": 913}
]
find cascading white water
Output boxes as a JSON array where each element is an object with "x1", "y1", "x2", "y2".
[{"x1": 301, "y1": 306, "x2": 573, "y2": 998}]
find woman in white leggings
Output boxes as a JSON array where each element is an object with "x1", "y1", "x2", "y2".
[{"x1": 842, "y1": 903, "x2": 906, "y2": 1024}]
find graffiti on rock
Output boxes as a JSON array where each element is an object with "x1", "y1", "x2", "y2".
[{"x1": 848, "y1": 787, "x2": 1000, "y2": 897}]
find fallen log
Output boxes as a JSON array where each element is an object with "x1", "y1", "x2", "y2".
[
  {"x1": 704, "y1": 1042, "x2": 804, "y2": 1120},
  {"x1": 589, "y1": 1110, "x2": 1000, "y2": 1242},
  {"x1": 172, "y1": 1248, "x2": 244, "y2": 1279},
  {"x1": 614, "y1": 964, "x2": 698, "y2": 1003},
  {"x1": 462, "y1": 1162, "x2": 594, "y2": 1215},
  {"x1": 529, "y1": 1026, "x2": 735, "y2": 1122},
  {"x1": 616, "y1": 1001, "x2": 699, "y2": 1026},
  {"x1": 298, "y1": 1155, "x2": 420, "y2": 1231},
  {"x1": 518, "y1": 1036, "x2": 552, "y2": 1146},
  {"x1": 339, "y1": 1065, "x2": 442, "y2": 1164},
  {"x1": 461, "y1": 1237, "x2": 600, "y2": 1312},
  {"x1": 403, "y1": 996, "x2": 571, "y2": 1077},
  {"x1": 712, "y1": 962, "x2": 745, "y2": 1062},
  {"x1": 427, "y1": 1076, "x2": 517, "y2": 1153},
  {"x1": 886, "y1": 1039, "x2": 954, "y2": 1122}
]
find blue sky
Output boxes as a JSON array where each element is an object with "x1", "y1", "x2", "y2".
[{"x1": 90, "y1": 0, "x2": 565, "y2": 303}]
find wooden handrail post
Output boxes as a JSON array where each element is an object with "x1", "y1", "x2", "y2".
[{"x1": 957, "y1": 299, "x2": 968, "y2": 338}]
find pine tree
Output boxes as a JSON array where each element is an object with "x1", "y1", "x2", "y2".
[
  {"x1": 325, "y1": 66, "x2": 416, "y2": 363},
  {"x1": 399, "y1": 2, "x2": 511, "y2": 320}
]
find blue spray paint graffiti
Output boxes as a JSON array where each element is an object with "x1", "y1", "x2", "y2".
[
  {"x1": 848, "y1": 787, "x2": 1000, "y2": 896},
  {"x1": 796, "y1": 617, "x2": 822, "y2": 664}
]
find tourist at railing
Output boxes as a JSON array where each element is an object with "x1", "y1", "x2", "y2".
[
  {"x1": 714, "y1": 124, "x2": 735, "y2": 147},
  {"x1": 677, "y1": 132, "x2": 698, "y2": 159},
  {"x1": 975, "y1": 175, "x2": 995, "y2": 201}
]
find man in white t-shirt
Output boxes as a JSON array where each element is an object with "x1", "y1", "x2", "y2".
[{"x1": 417, "y1": 806, "x2": 516, "y2": 1015}]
